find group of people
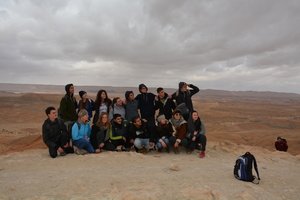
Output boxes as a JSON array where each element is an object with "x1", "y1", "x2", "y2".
[{"x1": 42, "y1": 82, "x2": 207, "y2": 159}]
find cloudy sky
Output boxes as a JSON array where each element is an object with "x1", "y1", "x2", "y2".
[{"x1": 1, "y1": 0, "x2": 300, "y2": 93}]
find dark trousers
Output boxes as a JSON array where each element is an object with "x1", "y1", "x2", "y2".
[
  {"x1": 48, "y1": 134, "x2": 68, "y2": 158},
  {"x1": 110, "y1": 139, "x2": 125, "y2": 150},
  {"x1": 182, "y1": 134, "x2": 207, "y2": 151}
]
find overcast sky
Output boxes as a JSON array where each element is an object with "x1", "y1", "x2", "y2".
[{"x1": 1, "y1": 0, "x2": 300, "y2": 93}]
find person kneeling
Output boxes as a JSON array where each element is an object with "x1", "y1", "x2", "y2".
[
  {"x1": 42, "y1": 106, "x2": 72, "y2": 158},
  {"x1": 72, "y1": 109, "x2": 95, "y2": 154}
]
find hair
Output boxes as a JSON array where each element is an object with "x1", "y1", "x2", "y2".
[
  {"x1": 45, "y1": 106, "x2": 56, "y2": 115},
  {"x1": 113, "y1": 113, "x2": 122, "y2": 120},
  {"x1": 95, "y1": 90, "x2": 111, "y2": 108},
  {"x1": 132, "y1": 116, "x2": 141, "y2": 123},
  {"x1": 157, "y1": 87, "x2": 164, "y2": 93},
  {"x1": 96, "y1": 112, "x2": 110, "y2": 128},
  {"x1": 125, "y1": 91, "x2": 133, "y2": 100},
  {"x1": 112, "y1": 97, "x2": 121, "y2": 105},
  {"x1": 78, "y1": 109, "x2": 88, "y2": 118},
  {"x1": 172, "y1": 110, "x2": 182, "y2": 116}
]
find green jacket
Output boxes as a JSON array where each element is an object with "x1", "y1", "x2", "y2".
[{"x1": 59, "y1": 94, "x2": 78, "y2": 122}]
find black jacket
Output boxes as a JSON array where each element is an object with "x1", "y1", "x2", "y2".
[
  {"x1": 156, "y1": 93, "x2": 176, "y2": 120},
  {"x1": 171, "y1": 84, "x2": 199, "y2": 112},
  {"x1": 42, "y1": 118, "x2": 67, "y2": 149},
  {"x1": 128, "y1": 121, "x2": 149, "y2": 140},
  {"x1": 155, "y1": 122, "x2": 173, "y2": 141},
  {"x1": 135, "y1": 92, "x2": 157, "y2": 118}
]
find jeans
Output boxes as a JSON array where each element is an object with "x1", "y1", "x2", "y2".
[
  {"x1": 73, "y1": 138, "x2": 95, "y2": 153},
  {"x1": 156, "y1": 138, "x2": 169, "y2": 150},
  {"x1": 134, "y1": 138, "x2": 150, "y2": 150}
]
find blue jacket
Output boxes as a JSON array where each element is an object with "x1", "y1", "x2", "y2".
[{"x1": 72, "y1": 122, "x2": 91, "y2": 141}]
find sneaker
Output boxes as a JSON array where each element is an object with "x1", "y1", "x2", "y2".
[
  {"x1": 59, "y1": 151, "x2": 66, "y2": 156},
  {"x1": 199, "y1": 151, "x2": 205, "y2": 158},
  {"x1": 74, "y1": 147, "x2": 88, "y2": 155}
]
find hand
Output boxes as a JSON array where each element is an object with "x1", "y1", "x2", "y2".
[
  {"x1": 174, "y1": 142, "x2": 179, "y2": 148},
  {"x1": 192, "y1": 136, "x2": 196, "y2": 142},
  {"x1": 99, "y1": 143, "x2": 105, "y2": 148},
  {"x1": 57, "y1": 147, "x2": 64, "y2": 153}
]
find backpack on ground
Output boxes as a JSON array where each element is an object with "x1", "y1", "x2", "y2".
[
  {"x1": 275, "y1": 137, "x2": 288, "y2": 152},
  {"x1": 233, "y1": 152, "x2": 260, "y2": 184}
]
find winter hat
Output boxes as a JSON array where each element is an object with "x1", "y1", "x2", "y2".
[
  {"x1": 125, "y1": 91, "x2": 133, "y2": 100},
  {"x1": 79, "y1": 90, "x2": 87, "y2": 98},
  {"x1": 178, "y1": 82, "x2": 186, "y2": 89},
  {"x1": 157, "y1": 114, "x2": 166, "y2": 123},
  {"x1": 138, "y1": 84, "x2": 148, "y2": 92},
  {"x1": 65, "y1": 83, "x2": 73, "y2": 94}
]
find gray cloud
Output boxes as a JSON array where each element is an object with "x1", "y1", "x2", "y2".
[{"x1": 0, "y1": 0, "x2": 300, "y2": 93}]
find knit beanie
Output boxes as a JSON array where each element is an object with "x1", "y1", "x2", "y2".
[{"x1": 79, "y1": 90, "x2": 87, "y2": 98}]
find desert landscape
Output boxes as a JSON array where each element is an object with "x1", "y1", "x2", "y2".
[{"x1": 0, "y1": 83, "x2": 300, "y2": 199}]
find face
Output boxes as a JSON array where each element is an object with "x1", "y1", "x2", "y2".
[
  {"x1": 114, "y1": 117, "x2": 122, "y2": 124},
  {"x1": 82, "y1": 93, "x2": 87, "y2": 99},
  {"x1": 174, "y1": 113, "x2": 181, "y2": 120},
  {"x1": 48, "y1": 110, "x2": 57, "y2": 121},
  {"x1": 80, "y1": 114, "x2": 89, "y2": 123},
  {"x1": 180, "y1": 84, "x2": 188, "y2": 92},
  {"x1": 101, "y1": 92, "x2": 107, "y2": 99},
  {"x1": 192, "y1": 112, "x2": 199, "y2": 121},
  {"x1": 159, "y1": 119, "x2": 167, "y2": 125},
  {"x1": 140, "y1": 87, "x2": 147, "y2": 93},
  {"x1": 69, "y1": 86, "x2": 75, "y2": 94},
  {"x1": 101, "y1": 114, "x2": 108, "y2": 124},
  {"x1": 116, "y1": 98, "x2": 123, "y2": 106},
  {"x1": 158, "y1": 90, "x2": 165, "y2": 98},
  {"x1": 134, "y1": 118, "x2": 142, "y2": 127},
  {"x1": 128, "y1": 93, "x2": 134, "y2": 101}
]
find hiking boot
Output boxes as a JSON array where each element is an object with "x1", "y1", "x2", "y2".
[{"x1": 199, "y1": 151, "x2": 205, "y2": 158}]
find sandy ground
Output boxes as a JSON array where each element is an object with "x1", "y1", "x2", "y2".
[{"x1": 0, "y1": 89, "x2": 300, "y2": 199}]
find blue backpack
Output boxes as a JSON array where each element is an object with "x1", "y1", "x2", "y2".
[{"x1": 234, "y1": 152, "x2": 260, "y2": 184}]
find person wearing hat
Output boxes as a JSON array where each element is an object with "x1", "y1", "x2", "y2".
[
  {"x1": 72, "y1": 109, "x2": 95, "y2": 154},
  {"x1": 155, "y1": 114, "x2": 173, "y2": 152},
  {"x1": 78, "y1": 90, "x2": 94, "y2": 120},
  {"x1": 171, "y1": 82, "x2": 199, "y2": 120},
  {"x1": 169, "y1": 110, "x2": 188, "y2": 154},
  {"x1": 135, "y1": 83, "x2": 158, "y2": 148}
]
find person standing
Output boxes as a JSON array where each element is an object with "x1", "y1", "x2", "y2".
[
  {"x1": 78, "y1": 90, "x2": 94, "y2": 120},
  {"x1": 171, "y1": 82, "x2": 199, "y2": 120},
  {"x1": 124, "y1": 91, "x2": 139, "y2": 122},
  {"x1": 93, "y1": 90, "x2": 112, "y2": 125},
  {"x1": 135, "y1": 84, "x2": 157, "y2": 143},
  {"x1": 156, "y1": 87, "x2": 176, "y2": 120}
]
